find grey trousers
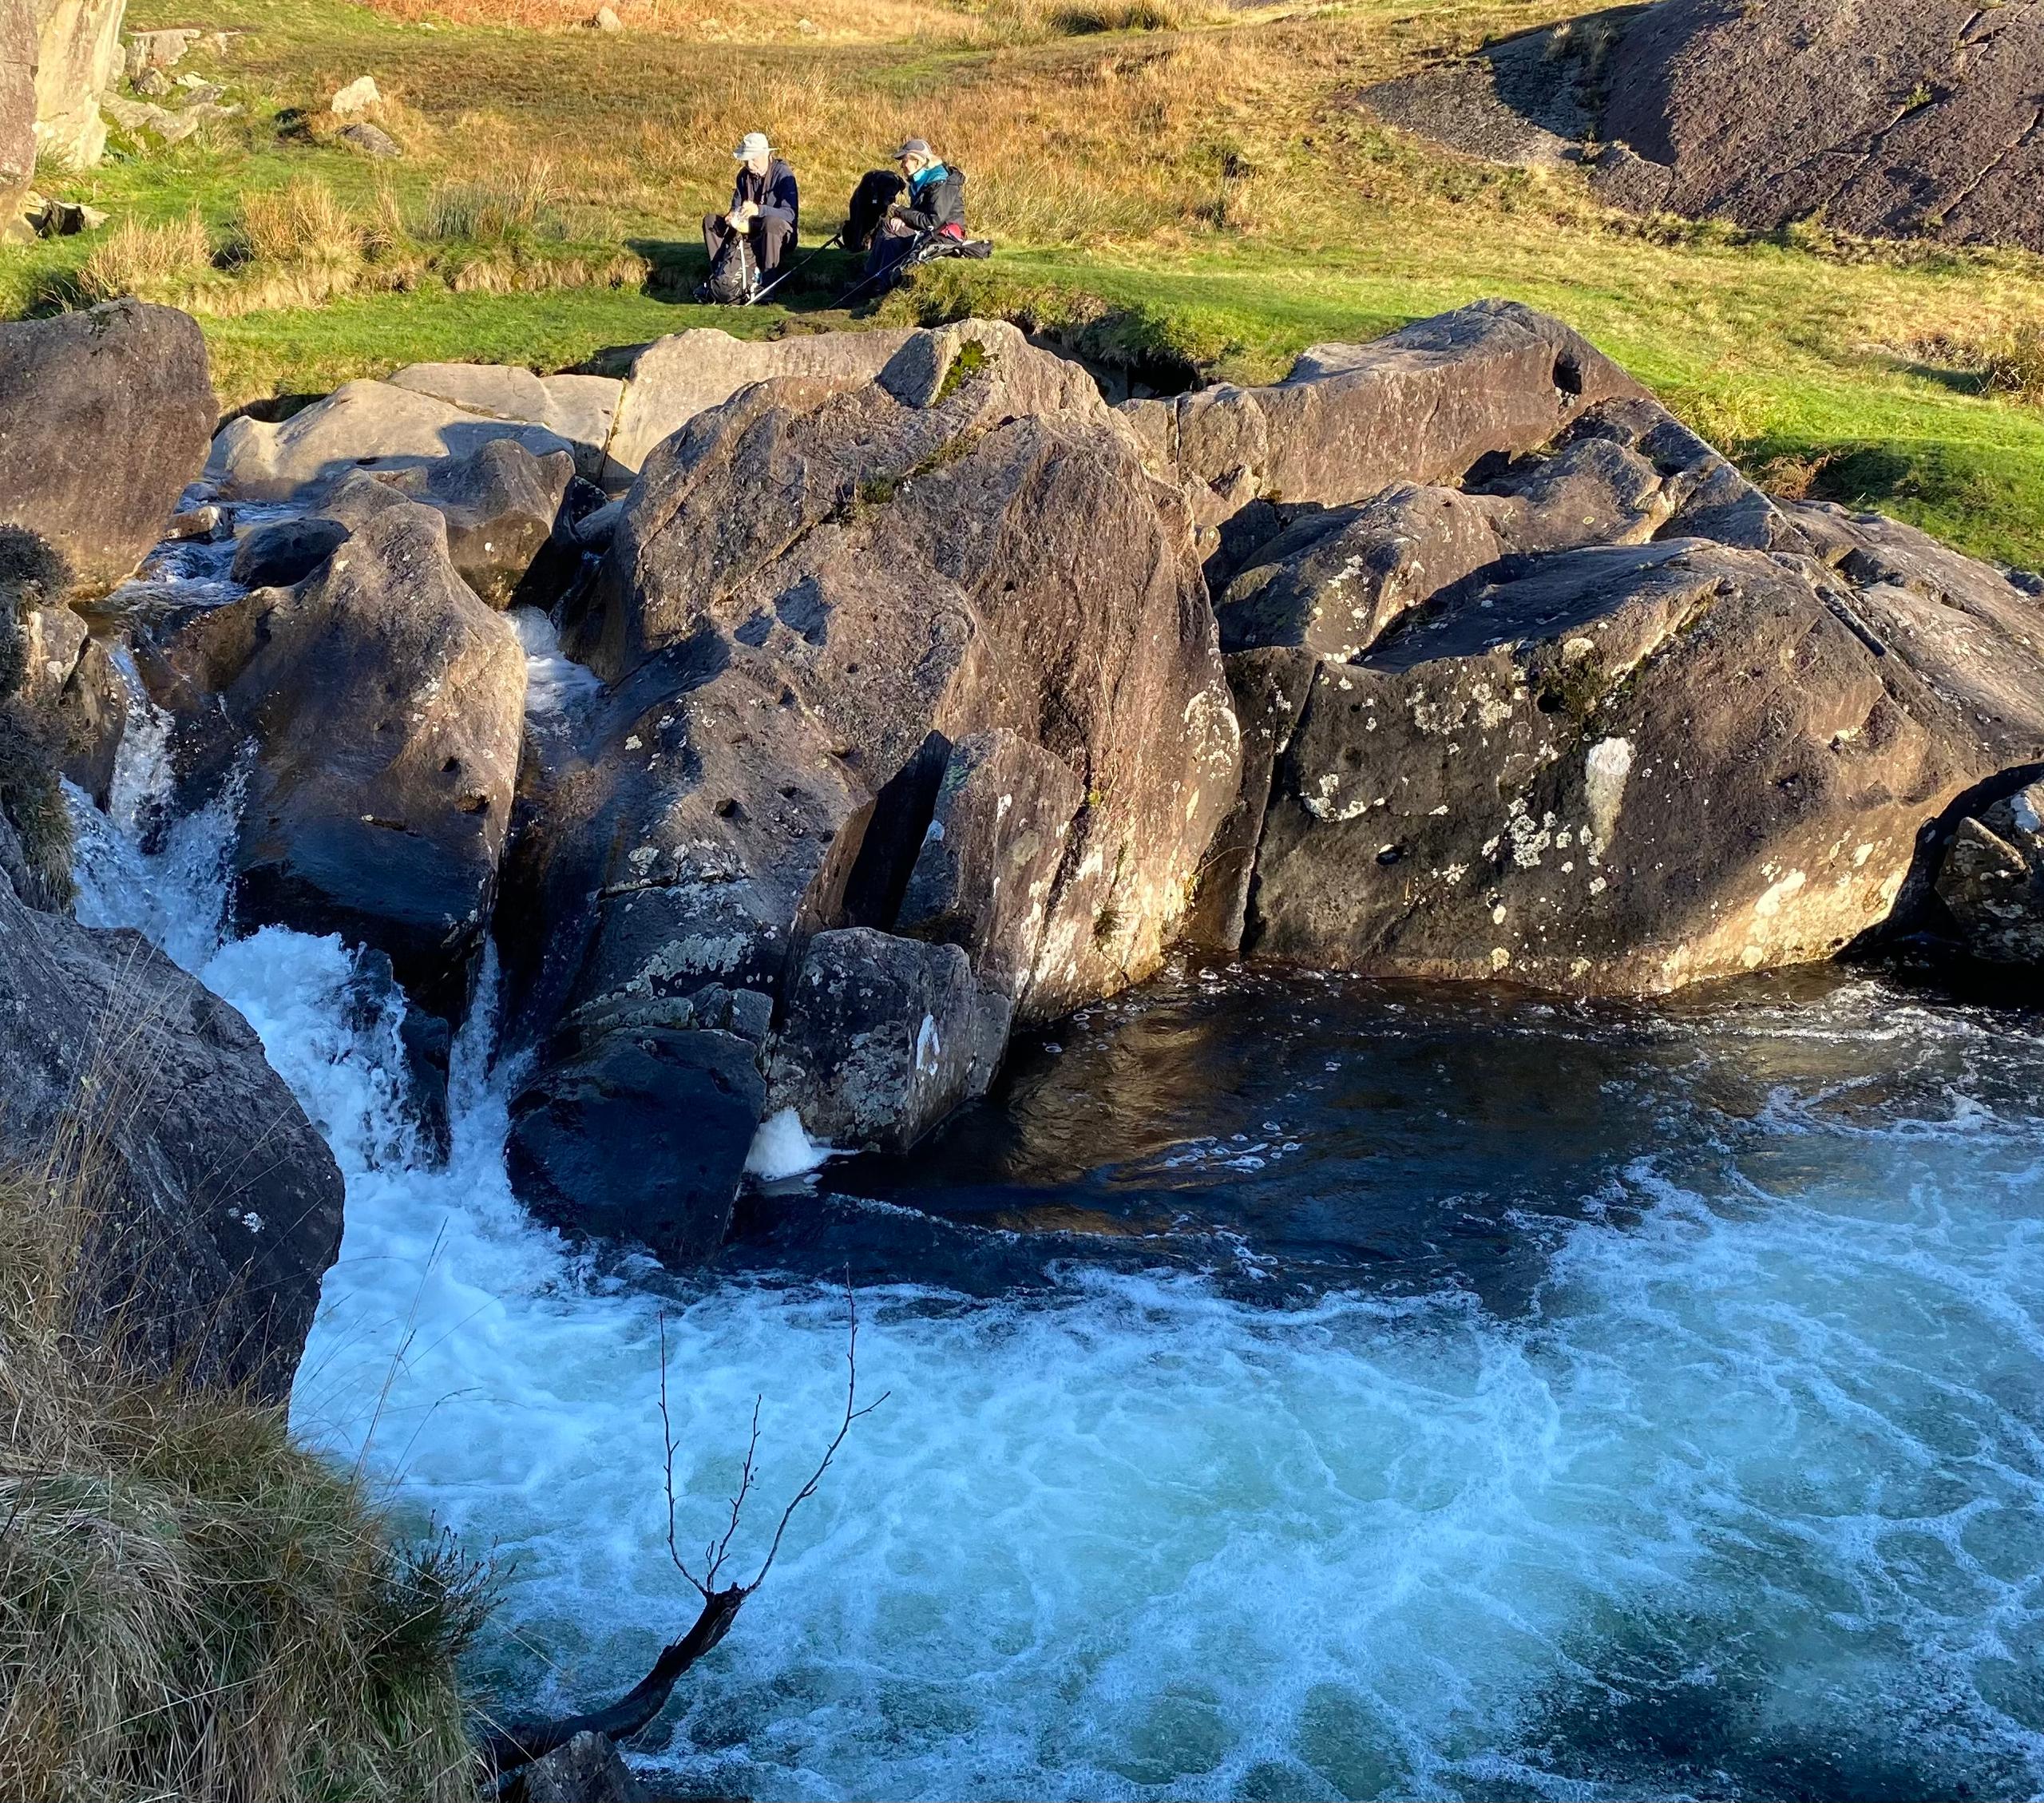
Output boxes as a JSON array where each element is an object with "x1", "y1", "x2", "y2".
[{"x1": 702, "y1": 212, "x2": 794, "y2": 274}]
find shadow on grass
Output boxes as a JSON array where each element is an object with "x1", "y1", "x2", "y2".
[{"x1": 626, "y1": 236, "x2": 873, "y2": 314}]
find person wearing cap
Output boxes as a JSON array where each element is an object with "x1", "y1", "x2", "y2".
[
  {"x1": 863, "y1": 137, "x2": 965, "y2": 279},
  {"x1": 704, "y1": 131, "x2": 800, "y2": 282}
]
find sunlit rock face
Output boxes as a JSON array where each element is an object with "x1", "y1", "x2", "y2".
[
  {"x1": 1180, "y1": 382, "x2": 2044, "y2": 995},
  {"x1": 498, "y1": 320, "x2": 1238, "y2": 1259}
]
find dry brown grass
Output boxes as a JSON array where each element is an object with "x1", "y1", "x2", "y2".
[
  {"x1": 75, "y1": 208, "x2": 216, "y2": 304},
  {"x1": 0, "y1": 1138, "x2": 489, "y2": 1803},
  {"x1": 353, "y1": 0, "x2": 1212, "y2": 44},
  {"x1": 235, "y1": 174, "x2": 366, "y2": 267}
]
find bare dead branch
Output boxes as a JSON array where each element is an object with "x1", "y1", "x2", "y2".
[
  {"x1": 477, "y1": 1582, "x2": 749, "y2": 1776},
  {"x1": 485, "y1": 1278, "x2": 885, "y2": 1780},
  {"x1": 747, "y1": 1278, "x2": 888, "y2": 1592}
]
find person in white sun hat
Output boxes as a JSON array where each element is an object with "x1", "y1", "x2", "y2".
[{"x1": 703, "y1": 129, "x2": 800, "y2": 287}]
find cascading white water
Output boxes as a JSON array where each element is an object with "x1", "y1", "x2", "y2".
[{"x1": 65, "y1": 623, "x2": 2044, "y2": 1801}]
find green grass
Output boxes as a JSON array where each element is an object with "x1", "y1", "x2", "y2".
[
  {"x1": 0, "y1": 1151, "x2": 489, "y2": 1802},
  {"x1": 903, "y1": 243, "x2": 2044, "y2": 568},
  {"x1": 17, "y1": 0, "x2": 2044, "y2": 565}
]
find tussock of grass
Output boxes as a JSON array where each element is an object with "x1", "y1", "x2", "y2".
[
  {"x1": 234, "y1": 175, "x2": 368, "y2": 267},
  {"x1": 421, "y1": 160, "x2": 563, "y2": 244},
  {"x1": 56, "y1": 169, "x2": 650, "y2": 319},
  {"x1": 0, "y1": 1149, "x2": 490, "y2": 1803},
  {"x1": 76, "y1": 209, "x2": 216, "y2": 304}
]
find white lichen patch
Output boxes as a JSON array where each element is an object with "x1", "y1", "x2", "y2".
[
  {"x1": 1584, "y1": 736, "x2": 1634, "y2": 846},
  {"x1": 1753, "y1": 870, "x2": 1807, "y2": 918}
]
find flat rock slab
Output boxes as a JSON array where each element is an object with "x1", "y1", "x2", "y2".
[
  {"x1": 206, "y1": 378, "x2": 578, "y2": 502},
  {"x1": 387, "y1": 361, "x2": 621, "y2": 484},
  {"x1": 601, "y1": 325, "x2": 916, "y2": 480}
]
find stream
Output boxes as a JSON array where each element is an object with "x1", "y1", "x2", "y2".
[{"x1": 61, "y1": 577, "x2": 2044, "y2": 1801}]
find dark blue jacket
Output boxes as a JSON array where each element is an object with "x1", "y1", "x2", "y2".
[{"x1": 732, "y1": 157, "x2": 799, "y2": 236}]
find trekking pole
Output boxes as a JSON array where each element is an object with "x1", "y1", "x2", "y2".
[
  {"x1": 747, "y1": 231, "x2": 843, "y2": 307},
  {"x1": 833, "y1": 232, "x2": 935, "y2": 311}
]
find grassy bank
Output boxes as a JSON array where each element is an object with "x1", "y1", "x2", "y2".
[
  {"x1": 13, "y1": 0, "x2": 2044, "y2": 564},
  {"x1": 0, "y1": 1156, "x2": 488, "y2": 1801}
]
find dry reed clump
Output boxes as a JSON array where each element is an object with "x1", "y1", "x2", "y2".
[
  {"x1": 61, "y1": 168, "x2": 646, "y2": 318},
  {"x1": 75, "y1": 209, "x2": 216, "y2": 305},
  {"x1": 1970, "y1": 321, "x2": 2044, "y2": 404},
  {"x1": 0, "y1": 1146, "x2": 491, "y2": 1803}
]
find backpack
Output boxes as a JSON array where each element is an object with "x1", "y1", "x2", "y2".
[{"x1": 699, "y1": 229, "x2": 757, "y2": 305}]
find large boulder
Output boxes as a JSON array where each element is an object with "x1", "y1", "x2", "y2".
[
  {"x1": 1118, "y1": 300, "x2": 1647, "y2": 567},
  {"x1": 147, "y1": 498, "x2": 527, "y2": 1020},
  {"x1": 0, "y1": 852, "x2": 344, "y2": 1399},
  {"x1": 0, "y1": 303, "x2": 218, "y2": 590},
  {"x1": 1221, "y1": 394, "x2": 2044, "y2": 993},
  {"x1": 764, "y1": 926, "x2": 1006, "y2": 1152},
  {"x1": 1, "y1": 0, "x2": 33, "y2": 238},
  {"x1": 500, "y1": 321, "x2": 1238, "y2": 1258},
  {"x1": 1935, "y1": 781, "x2": 2044, "y2": 965},
  {"x1": 206, "y1": 378, "x2": 577, "y2": 504},
  {"x1": 31, "y1": 0, "x2": 123, "y2": 170},
  {"x1": 1598, "y1": 0, "x2": 2044, "y2": 252}
]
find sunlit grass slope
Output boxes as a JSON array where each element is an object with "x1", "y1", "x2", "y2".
[{"x1": 12, "y1": 0, "x2": 2044, "y2": 564}]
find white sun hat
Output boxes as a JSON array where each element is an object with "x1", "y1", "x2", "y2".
[{"x1": 733, "y1": 130, "x2": 774, "y2": 160}]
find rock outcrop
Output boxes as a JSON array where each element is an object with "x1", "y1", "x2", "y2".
[
  {"x1": 1119, "y1": 301, "x2": 1646, "y2": 569},
  {"x1": 501, "y1": 320, "x2": 1237, "y2": 1258},
  {"x1": 99, "y1": 299, "x2": 2044, "y2": 1273},
  {"x1": 148, "y1": 498, "x2": 528, "y2": 1020},
  {"x1": 0, "y1": 844, "x2": 345, "y2": 1398},
  {"x1": 1361, "y1": 0, "x2": 2044, "y2": 255},
  {"x1": 1935, "y1": 782, "x2": 2044, "y2": 965},
  {"x1": 31, "y1": 0, "x2": 124, "y2": 171},
  {"x1": 1199, "y1": 379, "x2": 2044, "y2": 993},
  {"x1": 1598, "y1": 0, "x2": 2044, "y2": 250},
  {"x1": 0, "y1": 302, "x2": 218, "y2": 589}
]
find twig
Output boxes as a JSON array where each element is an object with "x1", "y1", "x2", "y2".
[
  {"x1": 747, "y1": 1278, "x2": 887, "y2": 1591},
  {"x1": 485, "y1": 1277, "x2": 886, "y2": 1778}
]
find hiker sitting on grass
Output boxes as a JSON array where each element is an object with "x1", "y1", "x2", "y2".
[
  {"x1": 863, "y1": 137, "x2": 965, "y2": 280},
  {"x1": 704, "y1": 131, "x2": 799, "y2": 283}
]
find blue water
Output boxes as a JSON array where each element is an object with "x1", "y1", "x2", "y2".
[{"x1": 70, "y1": 759, "x2": 2044, "y2": 1801}]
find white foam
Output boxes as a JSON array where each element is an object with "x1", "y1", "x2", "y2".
[
  {"x1": 746, "y1": 1105, "x2": 837, "y2": 1181},
  {"x1": 61, "y1": 737, "x2": 2044, "y2": 1801},
  {"x1": 513, "y1": 605, "x2": 604, "y2": 717}
]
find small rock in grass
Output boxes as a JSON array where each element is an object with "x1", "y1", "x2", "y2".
[
  {"x1": 32, "y1": 199, "x2": 108, "y2": 236},
  {"x1": 329, "y1": 74, "x2": 381, "y2": 114},
  {"x1": 134, "y1": 66, "x2": 175, "y2": 97},
  {"x1": 589, "y1": 5, "x2": 623, "y2": 27},
  {"x1": 339, "y1": 121, "x2": 402, "y2": 158}
]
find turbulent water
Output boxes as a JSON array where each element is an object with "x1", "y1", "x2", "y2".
[{"x1": 64, "y1": 616, "x2": 2044, "y2": 1801}]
